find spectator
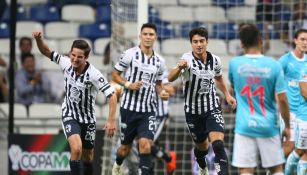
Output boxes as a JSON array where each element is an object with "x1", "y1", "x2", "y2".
[
  {"x1": 15, "y1": 53, "x2": 52, "y2": 109},
  {"x1": 17, "y1": 37, "x2": 33, "y2": 68},
  {"x1": 282, "y1": 1, "x2": 307, "y2": 49}
]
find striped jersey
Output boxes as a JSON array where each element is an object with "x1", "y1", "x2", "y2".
[
  {"x1": 180, "y1": 51, "x2": 222, "y2": 114},
  {"x1": 114, "y1": 46, "x2": 165, "y2": 113},
  {"x1": 156, "y1": 70, "x2": 169, "y2": 117},
  {"x1": 50, "y1": 51, "x2": 115, "y2": 124},
  {"x1": 279, "y1": 52, "x2": 307, "y2": 112}
]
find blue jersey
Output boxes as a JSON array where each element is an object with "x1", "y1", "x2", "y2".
[
  {"x1": 279, "y1": 52, "x2": 307, "y2": 112},
  {"x1": 296, "y1": 65, "x2": 307, "y2": 121},
  {"x1": 229, "y1": 54, "x2": 286, "y2": 137}
]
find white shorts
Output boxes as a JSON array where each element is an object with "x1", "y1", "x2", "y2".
[
  {"x1": 232, "y1": 133, "x2": 285, "y2": 168},
  {"x1": 295, "y1": 119, "x2": 307, "y2": 149},
  {"x1": 280, "y1": 112, "x2": 296, "y2": 142}
]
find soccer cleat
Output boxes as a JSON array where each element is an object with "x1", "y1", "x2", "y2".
[
  {"x1": 112, "y1": 162, "x2": 122, "y2": 175},
  {"x1": 166, "y1": 151, "x2": 177, "y2": 174},
  {"x1": 198, "y1": 166, "x2": 209, "y2": 175}
]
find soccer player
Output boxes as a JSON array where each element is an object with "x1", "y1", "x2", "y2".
[
  {"x1": 111, "y1": 23, "x2": 169, "y2": 175},
  {"x1": 229, "y1": 24, "x2": 290, "y2": 175},
  {"x1": 280, "y1": 29, "x2": 307, "y2": 175},
  {"x1": 168, "y1": 27, "x2": 236, "y2": 175},
  {"x1": 296, "y1": 64, "x2": 307, "y2": 174},
  {"x1": 32, "y1": 31, "x2": 117, "y2": 175}
]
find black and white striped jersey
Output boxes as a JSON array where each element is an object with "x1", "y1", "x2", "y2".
[
  {"x1": 181, "y1": 51, "x2": 222, "y2": 114},
  {"x1": 156, "y1": 71, "x2": 169, "y2": 117},
  {"x1": 50, "y1": 51, "x2": 114, "y2": 124},
  {"x1": 114, "y1": 46, "x2": 166, "y2": 113}
]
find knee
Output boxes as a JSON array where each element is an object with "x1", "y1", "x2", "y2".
[
  {"x1": 138, "y1": 139, "x2": 151, "y2": 153},
  {"x1": 118, "y1": 144, "x2": 132, "y2": 157},
  {"x1": 212, "y1": 140, "x2": 225, "y2": 155},
  {"x1": 70, "y1": 144, "x2": 82, "y2": 157},
  {"x1": 82, "y1": 150, "x2": 94, "y2": 163}
]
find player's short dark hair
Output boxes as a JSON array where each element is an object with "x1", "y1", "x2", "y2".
[
  {"x1": 239, "y1": 24, "x2": 261, "y2": 48},
  {"x1": 19, "y1": 37, "x2": 32, "y2": 47},
  {"x1": 189, "y1": 27, "x2": 208, "y2": 42},
  {"x1": 141, "y1": 23, "x2": 157, "y2": 33},
  {"x1": 21, "y1": 53, "x2": 34, "y2": 64},
  {"x1": 71, "y1": 40, "x2": 91, "y2": 57},
  {"x1": 293, "y1": 28, "x2": 307, "y2": 48}
]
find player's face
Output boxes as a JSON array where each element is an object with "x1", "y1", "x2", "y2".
[
  {"x1": 191, "y1": 35, "x2": 208, "y2": 56},
  {"x1": 139, "y1": 28, "x2": 157, "y2": 49},
  {"x1": 295, "y1": 32, "x2": 307, "y2": 53},
  {"x1": 70, "y1": 48, "x2": 87, "y2": 68}
]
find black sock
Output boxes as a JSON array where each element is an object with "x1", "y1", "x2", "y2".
[
  {"x1": 194, "y1": 147, "x2": 208, "y2": 169},
  {"x1": 115, "y1": 153, "x2": 125, "y2": 166},
  {"x1": 151, "y1": 145, "x2": 171, "y2": 162},
  {"x1": 212, "y1": 140, "x2": 228, "y2": 175},
  {"x1": 70, "y1": 160, "x2": 82, "y2": 175},
  {"x1": 139, "y1": 153, "x2": 151, "y2": 175},
  {"x1": 83, "y1": 162, "x2": 93, "y2": 175}
]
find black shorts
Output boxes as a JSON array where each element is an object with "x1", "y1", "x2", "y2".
[
  {"x1": 185, "y1": 108, "x2": 224, "y2": 144},
  {"x1": 62, "y1": 117, "x2": 96, "y2": 149},
  {"x1": 119, "y1": 108, "x2": 156, "y2": 145}
]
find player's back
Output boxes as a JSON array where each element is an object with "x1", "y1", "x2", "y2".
[{"x1": 229, "y1": 54, "x2": 285, "y2": 137}]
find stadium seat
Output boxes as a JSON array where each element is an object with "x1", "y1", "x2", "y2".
[
  {"x1": 148, "y1": 0, "x2": 178, "y2": 6},
  {"x1": 96, "y1": 5, "x2": 111, "y2": 24},
  {"x1": 156, "y1": 21, "x2": 176, "y2": 40},
  {"x1": 79, "y1": 23, "x2": 111, "y2": 40},
  {"x1": 256, "y1": 23, "x2": 280, "y2": 39},
  {"x1": 40, "y1": 56, "x2": 61, "y2": 71},
  {"x1": 14, "y1": 0, "x2": 48, "y2": 5},
  {"x1": 178, "y1": 0, "x2": 211, "y2": 6},
  {"x1": 164, "y1": 55, "x2": 179, "y2": 70},
  {"x1": 0, "y1": 39, "x2": 9, "y2": 54},
  {"x1": 148, "y1": 5, "x2": 160, "y2": 23},
  {"x1": 219, "y1": 55, "x2": 233, "y2": 70},
  {"x1": 88, "y1": 54, "x2": 104, "y2": 71},
  {"x1": 16, "y1": 21, "x2": 44, "y2": 38},
  {"x1": 45, "y1": 22, "x2": 79, "y2": 39},
  {"x1": 32, "y1": 39, "x2": 59, "y2": 55},
  {"x1": 194, "y1": 6, "x2": 227, "y2": 23},
  {"x1": 228, "y1": 39, "x2": 242, "y2": 55},
  {"x1": 159, "y1": 6, "x2": 193, "y2": 23},
  {"x1": 212, "y1": 22, "x2": 239, "y2": 40},
  {"x1": 29, "y1": 103, "x2": 62, "y2": 118},
  {"x1": 94, "y1": 38, "x2": 110, "y2": 55},
  {"x1": 244, "y1": 0, "x2": 257, "y2": 6},
  {"x1": 0, "y1": 103, "x2": 28, "y2": 118},
  {"x1": 266, "y1": 39, "x2": 288, "y2": 58},
  {"x1": 161, "y1": 39, "x2": 190, "y2": 55},
  {"x1": 212, "y1": 0, "x2": 245, "y2": 9},
  {"x1": 207, "y1": 39, "x2": 228, "y2": 56},
  {"x1": 1, "y1": 6, "x2": 28, "y2": 22},
  {"x1": 0, "y1": 23, "x2": 9, "y2": 38},
  {"x1": 226, "y1": 6, "x2": 256, "y2": 22},
  {"x1": 62, "y1": 5, "x2": 95, "y2": 23},
  {"x1": 180, "y1": 21, "x2": 205, "y2": 38},
  {"x1": 58, "y1": 38, "x2": 92, "y2": 55},
  {"x1": 30, "y1": 5, "x2": 60, "y2": 23}
]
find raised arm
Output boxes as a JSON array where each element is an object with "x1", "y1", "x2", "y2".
[
  {"x1": 168, "y1": 59, "x2": 187, "y2": 82},
  {"x1": 32, "y1": 32, "x2": 52, "y2": 58}
]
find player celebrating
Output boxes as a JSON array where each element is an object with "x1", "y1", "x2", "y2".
[
  {"x1": 168, "y1": 27, "x2": 236, "y2": 175},
  {"x1": 111, "y1": 23, "x2": 169, "y2": 175},
  {"x1": 229, "y1": 24, "x2": 290, "y2": 175},
  {"x1": 33, "y1": 32, "x2": 117, "y2": 175}
]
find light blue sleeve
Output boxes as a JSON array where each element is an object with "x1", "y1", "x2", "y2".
[
  {"x1": 278, "y1": 55, "x2": 287, "y2": 72},
  {"x1": 275, "y1": 62, "x2": 286, "y2": 94},
  {"x1": 228, "y1": 59, "x2": 234, "y2": 87},
  {"x1": 299, "y1": 69, "x2": 307, "y2": 82}
]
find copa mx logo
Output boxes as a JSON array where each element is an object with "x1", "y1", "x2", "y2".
[{"x1": 8, "y1": 144, "x2": 70, "y2": 171}]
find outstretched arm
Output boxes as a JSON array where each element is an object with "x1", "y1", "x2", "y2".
[
  {"x1": 32, "y1": 31, "x2": 52, "y2": 58},
  {"x1": 215, "y1": 75, "x2": 236, "y2": 109}
]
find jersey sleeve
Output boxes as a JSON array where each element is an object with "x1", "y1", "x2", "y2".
[
  {"x1": 275, "y1": 62, "x2": 286, "y2": 94},
  {"x1": 114, "y1": 51, "x2": 132, "y2": 72},
  {"x1": 92, "y1": 71, "x2": 115, "y2": 98},
  {"x1": 214, "y1": 56, "x2": 222, "y2": 76},
  {"x1": 50, "y1": 51, "x2": 71, "y2": 71},
  {"x1": 278, "y1": 55, "x2": 287, "y2": 72},
  {"x1": 156, "y1": 58, "x2": 166, "y2": 81}
]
